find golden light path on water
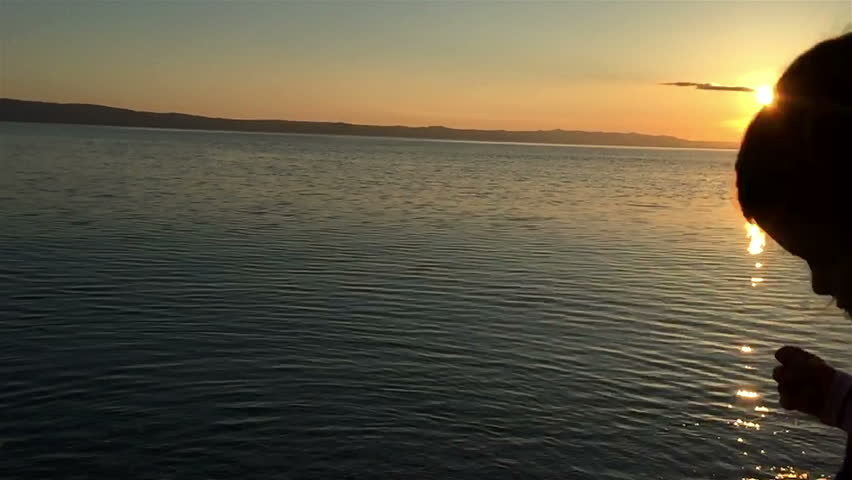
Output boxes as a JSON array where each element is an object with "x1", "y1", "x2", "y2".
[
  {"x1": 737, "y1": 389, "x2": 760, "y2": 400},
  {"x1": 732, "y1": 221, "x2": 831, "y2": 479},
  {"x1": 731, "y1": 222, "x2": 831, "y2": 479},
  {"x1": 746, "y1": 222, "x2": 767, "y2": 257},
  {"x1": 746, "y1": 222, "x2": 767, "y2": 287}
]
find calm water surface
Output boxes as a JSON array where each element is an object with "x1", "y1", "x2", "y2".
[{"x1": 1, "y1": 123, "x2": 850, "y2": 479}]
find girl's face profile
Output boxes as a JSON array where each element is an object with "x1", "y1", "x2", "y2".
[{"x1": 758, "y1": 211, "x2": 851, "y2": 312}]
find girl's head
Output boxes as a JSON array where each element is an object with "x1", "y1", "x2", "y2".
[{"x1": 736, "y1": 33, "x2": 852, "y2": 311}]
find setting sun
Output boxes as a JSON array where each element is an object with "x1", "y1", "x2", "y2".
[{"x1": 756, "y1": 85, "x2": 774, "y2": 106}]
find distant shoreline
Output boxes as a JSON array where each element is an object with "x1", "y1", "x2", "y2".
[
  {"x1": 0, "y1": 98, "x2": 738, "y2": 150},
  {"x1": 2, "y1": 121, "x2": 738, "y2": 153}
]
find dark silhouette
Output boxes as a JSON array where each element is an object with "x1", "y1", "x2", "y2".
[
  {"x1": 736, "y1": 33, "x2": 852, "y2": 478},
  {"x1": 0, "y1": 98, "x2": 736, "y2": 149}
]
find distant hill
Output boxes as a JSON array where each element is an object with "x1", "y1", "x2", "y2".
[{"x1": 0, "y1": 98, "x2": 737, "y2": 149}]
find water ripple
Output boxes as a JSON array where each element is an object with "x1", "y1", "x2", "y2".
[{"x1": 1, "y1": 123, "x2": 848, "y2": 479}]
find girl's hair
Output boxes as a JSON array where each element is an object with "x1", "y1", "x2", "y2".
[{"x1": 736, "y1": 33, "x2": 851, "y2": 226}]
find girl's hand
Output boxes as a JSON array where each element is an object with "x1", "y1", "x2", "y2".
[{"x1": 773, "y1": 346, "x2": 836, "y2": 418}]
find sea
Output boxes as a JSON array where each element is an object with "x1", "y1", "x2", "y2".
[{"x1": 1, "y1": 122, "x2": 850, "y2": 479}]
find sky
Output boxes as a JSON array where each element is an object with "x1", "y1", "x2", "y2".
[{"x1": 1, "y1": 1, "x2": 850, "y2": 142}]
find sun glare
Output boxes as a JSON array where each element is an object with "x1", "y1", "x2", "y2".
[
  {"x1": 756, "y1": 85, "x2": 774, "y2": 106},
  {"x1": 745, "y1": 222, "x2": 766, "y2": 255}
]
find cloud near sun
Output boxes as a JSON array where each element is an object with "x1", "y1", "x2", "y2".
[{"x1": 660, "y1": 82, "x2": 755, "y2": 92}]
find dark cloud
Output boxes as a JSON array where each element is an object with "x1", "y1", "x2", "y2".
[{"x1": 661, "y1": 81, "x2": 754, "y2": 92}]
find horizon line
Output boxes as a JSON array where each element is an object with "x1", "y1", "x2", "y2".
[{"x1": 0, "y1": 97, "x2": 739, "y2": 149}]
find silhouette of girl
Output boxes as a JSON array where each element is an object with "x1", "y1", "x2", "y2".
[{"x1": 736, "y1": 32, "x2": 852, "y2": 476}]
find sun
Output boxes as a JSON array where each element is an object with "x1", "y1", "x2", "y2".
[{"x1": 756, "y1": 85, "x2": 774, "y2": 106}]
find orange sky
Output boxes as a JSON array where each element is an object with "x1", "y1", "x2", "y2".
[{"x1": 2, "y1": 1, "x2": 850, "y2": 142}]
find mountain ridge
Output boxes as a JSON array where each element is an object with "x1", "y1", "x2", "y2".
[{"x1": 0, "y1": 98, "x2": 737, "y2": 149}]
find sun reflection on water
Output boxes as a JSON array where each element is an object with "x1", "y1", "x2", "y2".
[
  {"x1": 733, "y1": 418, "x2": 761, "y2": 430},
  {"x1": 733, "y1": 223, "x2": 824, "y2": 479},
  {"x1": 746, "y1": 222, "x2": 767, "y2": 255},
  {"x1": 736, "y1": 389, "x2": 760, "y2": 400},
  {"x1": 745, "y1": 222, "x2": 767, "y2": 287},
  {"x1": 741, "y1": 467, "x2": 826, "y2": 480}
]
